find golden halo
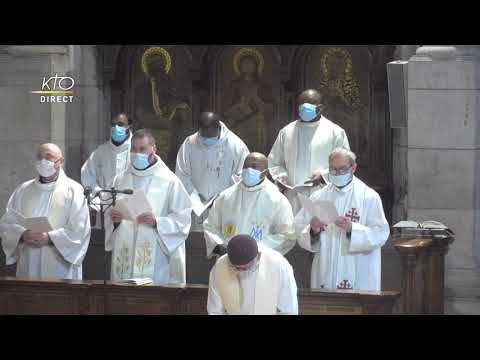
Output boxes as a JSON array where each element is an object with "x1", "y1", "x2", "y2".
[
  {"x1": 233, "y1": 47, "x2": 264, "y2": 77},
  {"x1": 320, "y1": 47, "x2": 353, "y2": 78},
  {"x1": 141, "y1": 46, "x2": 172, "y2": 76}
]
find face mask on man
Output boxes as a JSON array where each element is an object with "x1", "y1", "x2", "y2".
[
  {"x1": 329, "y1": 171, "x2": 353, "y2": 188},
  {"x1": 202, "y1": 136, "x2": 219, "y2": 146},
  {"x1": 35, "y1": 158, "x2": 57, "y2": 178},
  {"x1": 299, "y1": 103, "x2": 318, "y2": 122},
  {"x1": 131, "y1": 152, "x2": 151, "y2": 170},
  {"x1": 242, "y1": 168, "x2": 264, "y2": 187},
  {"x1": 111, "y1": 125, "x2": 129, "y2": 143}
]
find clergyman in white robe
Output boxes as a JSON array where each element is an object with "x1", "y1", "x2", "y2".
[
  {"x1": 294, "y1": 176, "x2": 389, "y2": 291},
  {"x1": 175, "y1": 120, "x2": 249, "y2": 231},
  {"x1": 203, "y1": 178, "x2": 295, "y2": 258},
  {"x1": 0, "y1": 169, "x2": 91, "y2": 280},
  {"x1": 268, "y1": 115, "x2": 350, "y2": 215},
  {"x1": 104, "y1": 154, "x2": 192, "y2": 284},
  {"x1": 207, "y1": 244, "x2": 298, "y2": 315},
  {"x1": 81, "y1": 133, "x2": 131, "y2": 192}
]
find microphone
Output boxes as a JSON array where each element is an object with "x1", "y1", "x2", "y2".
[
  {"x1": 96, "y1": 188, "x2": 134, "y2": 196},
  {"x1": 83, "y1": 186, "x2": 94, "y2": 205}
]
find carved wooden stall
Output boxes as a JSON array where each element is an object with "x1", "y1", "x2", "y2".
[{"x1": 0, "y1": 277, "x2": 400, "y2": 315}]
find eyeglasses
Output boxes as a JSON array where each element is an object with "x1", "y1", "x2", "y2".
[{"x1": 329, "y1": 166, "x2": 352, "y2": 176}]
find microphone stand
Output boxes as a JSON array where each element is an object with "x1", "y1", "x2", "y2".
[{"x1": 85, "y1": 189, "x2": 117, "y2": 287}]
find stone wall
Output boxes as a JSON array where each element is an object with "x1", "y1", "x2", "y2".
[{"x1": 407, "y1": 45, "x2": 480, "y2": 314}]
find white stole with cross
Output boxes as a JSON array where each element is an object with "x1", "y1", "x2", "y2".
[
  {"x1": 311, "y1": 177, "x2": 368, "y2": 290},
  {"x1": 214, "y1": 251, "x2": 280, "y2": 315}
]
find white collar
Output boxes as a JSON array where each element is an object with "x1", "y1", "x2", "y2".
[
  {"x1": 239, "y1": 179, "x2": 267, "y2": 192},
  {"x1": 108, "y1": 133, "x2": 132, "y2": 153},
  {"x1": 34, "y1": 169, "x2": 65, "y2": 191},
  {"x1": 296, "y1": 116, "x2": 326, "y2": 128}
]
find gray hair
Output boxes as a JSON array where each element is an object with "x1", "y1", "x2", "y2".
[{"x1": 329, "y1": 147, "x2": 357, "y2": 166}]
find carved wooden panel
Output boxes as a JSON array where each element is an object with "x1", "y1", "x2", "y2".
[
  {"x1": 112, "y1": 45, "x2": 194, "y2": 170},
  {"x1": 205, "y1": 45, "x2": 282, "y2": 154}
]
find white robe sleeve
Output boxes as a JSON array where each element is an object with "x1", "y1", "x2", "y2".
[
  {"x1": 0, "y1": 188, "x2": 27, "y2": 265},
  {"x1": 334, "y1": 128, "x2": 351, "y2": 151},
  {"x1": 349, "y1": 191, "x2": 390, "y2": 253},
  {"x1": 81, "y1": 150, "x2": 100, "y2": 190},
  {"x1": 203, "y1": 197, "x2": 225, "y2": 258},
  {"x1": 154, "y1": 177, "x2": 192, "y2": 257},
  {"x1": 175, "y1": 139, "x2": 196, "y2": 195},
  {"x1": 231, "y1": 139, "x2": 250, "y2": 180},
  {"x1": 264, "y1": 196, "x2": 296, "y2": 255},
  {"x1": 293, "y1": 207, "x2": 322, "y2": 253},
  {"x1": 268, "y1": 129, "x2": 289, "y2": 178},
  {"x1": 48, "y1": 186, "x2": 91, "y2": 265},
  {"x1": 276, "y1": 260, "x2": 299, "y2": 315},
  {"x1": 207, "y1": 266, "x2": 227, "y2": 315}
]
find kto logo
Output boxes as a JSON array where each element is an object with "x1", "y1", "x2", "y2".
[{"x1": 30, "y1": 73, "x2": 75, "y2": 103}]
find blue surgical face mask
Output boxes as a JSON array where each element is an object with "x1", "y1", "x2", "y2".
[
  {"x1": 329, "y1": 172, "x2": 353, "y2": 188},
  {"x1": 111, "y1": 125, "x2": 129, "y2": 143},
  {"x1": 242, "y1": 168, "x2": 264, "y2": 187},
  {"x1": 202, "y1": 136, "x2": 219, "y2": 146},
  {"x1": 299, "y1": 103, "x2": 318, "y2": 122},
  {"x1": 131, "y1": 152, "x2": 150, "y2": 170}
]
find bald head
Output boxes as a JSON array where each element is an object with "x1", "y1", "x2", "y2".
[
  {"x1": 243, "y1": 152, "x2": 268, "y2": 172},
  {"x1": 198, "y1": 112, "x2": 221, "y2": 138},
  {"x1": 37, "y1": 143, "x2": 63, "y2": 162},
  {"x1": 35, "y1": 143, "x2": 64, "y2": 179},
  {"x1": 298, "y1": 89, "x2": 323, "y2": 106}
]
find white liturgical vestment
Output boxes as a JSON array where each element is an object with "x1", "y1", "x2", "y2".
[
  {"x1": 175, "y1": 121, "x2": 249, "y2": 231},
  {"x1": 81, "y1": 134, "x2": 132, "y2": 192},
  {"x1": 104, "y1": 155, "x2": 192, "y2": 284},
  {"x1": 294, "y1": 176, "x2": 389, "y2": 291},
  {"x1": 268, "y1": 116, "x2": 350, "y2": 214},
  {"x1": 207, "y1": 245, "x2": 298, "y2": 315},
  {"x1": 0, "y1": 170, "x2": 91, "y2": 279},
  {"x1": 203, "y1": 179, "x2": 295, "y2": 258}
]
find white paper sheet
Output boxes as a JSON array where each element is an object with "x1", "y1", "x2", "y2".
[
  {"x1": 10, "y1": 209, "x2": 53, "y2": 232},
  {"x1": 190, "y1": 190, "x2": 217, "y2": 217},
  {"x1": 298, "y1": 193, "x2": 339, "y2": 224},
  {"x1": 114, "y1": 190, "x2": 152, "y2": 221}
]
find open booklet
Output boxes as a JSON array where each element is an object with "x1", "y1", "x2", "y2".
[
  {"x1": 298, "y1": 193, "x2": 339, "y2": 224},
  {"x1": 393, "y1": 220, "x2": 454, "y2": 234},
  {"x1": 118, "y1": 278, "x2": 153, "y2": 286},
  {"x1": 113, "y1": 190, "x2": 152, "y2": 221},
  {"x1": 10, "y1": 209, "x2": 53, "y2": 233},
  {"x1": 269, "y1": 166, "x2": 329, "y2": 191},
  {"x1": 190, "y1": 190, "x2": 217, "y2": 217}
]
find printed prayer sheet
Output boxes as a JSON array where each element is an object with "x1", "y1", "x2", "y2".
[
  {"x1": 298, "y1": 192, "x2": 339, "y2": 224},
  {"x1": 10, "y1": 209, "x2": 53, "y2": 233},
  {"x1": 113, "y1": 189, "x2": 152, "y2": 221}
]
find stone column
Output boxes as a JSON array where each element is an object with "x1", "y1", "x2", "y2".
[
  {"x1": 407, "y1": 45, "x2": 480, "y2": 314},
  {"x1": 0, "y1": 45, "x2": 71, "y2": 210}
]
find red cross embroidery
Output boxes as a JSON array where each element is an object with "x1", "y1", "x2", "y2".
[
  {"x1": 345, "y1": 208, "x2": 360, "y2": 223},
  {"x1": 337, "y1": 280, "x2": 353, "y2": 289}
]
